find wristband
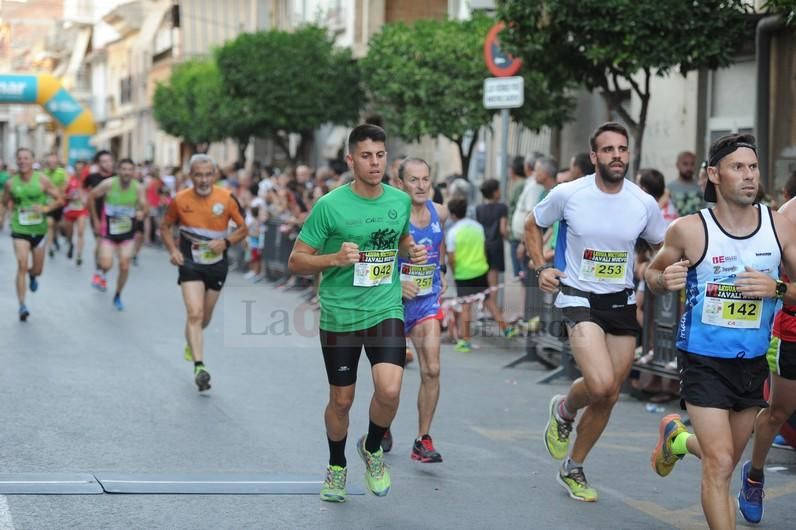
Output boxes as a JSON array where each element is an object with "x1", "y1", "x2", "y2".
[
  {"x1": 224, "y1": 238, "x2": 231, "y2": 250},
  {"x1": 534, "y1": 264, "x2": 552, "y2": 277},
  {"x1": 440, "y1": 264, "x2": 447, "y2": 274}
]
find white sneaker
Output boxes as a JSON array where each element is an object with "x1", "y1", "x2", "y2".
[{"x1": 243, "y1": 271, "x2": 256, "y2": 280}]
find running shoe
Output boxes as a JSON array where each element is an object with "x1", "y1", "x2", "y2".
[
  {"x1": 503, "y1": 325, "x2": 519, "y2": 338},
  {"x1": 411, "y1": 435, "x2": 443, "y2": 463},
  {"x1": 738, "y1": 460, "x2": 764, "y2": 524},
  {"x1": 194, "y1": 365, "x2": 211, "y2": 392},
  {"x1": 381, "y1": 428, "x2": 393, "y2": 453},
  {"x1": 651, "y1": 413, "x2": 687, "y2": 477},
  {"x1": 557, "y1": 465, "x2": 598, "y2": 502},
  {"x1": 132, "y1": 255, "x2": 138, "y2": 267},
  {"x1": 454, "y1": 339, "x2": 472, "y2": 353},
  {"x1": 320, "y1": 465, "x2": 347, "y2": 503},
  {"x1": 91, "y1": 273, "x2": 101, "y2": 289},
  {"x1": 113, "y1": 294, "x2": 124, "y2": 311},
  {"x1": 19, "y1": 304, "x2": 29, "y2": 322},
  {"x1": 544, "y1": 395, "x2": 573, "y2": 461},
  {"x1": 357, "y1": 435, "x2": 390, "y2": 496},
  {"x1": 48, "y1": 248, "x2": 54, "y2": 258},
  {"x1": 772, "y1": 434, "x2": 794, "y2": 450},
  {"x1": 184, "y1": 344, "x2": 193, "y2": 362},
  {"x1": 76, "y1": 257, "x2": 83, "y2": 267},
  {"x1": 67, "y1": 244, "x2": 74, "y2": 259},
  {"x1": 29, "y1": 274, "x2": 38, "y2": 293},
  {"x1": 98, "y1": 276, "x2": 107, "y2": 292}
]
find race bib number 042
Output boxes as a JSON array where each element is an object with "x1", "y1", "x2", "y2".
[
  {"x1": 701, "y1": 282, "x2": 762, "y2": 329},
  {"x1": 354, "y1": 249, "x2": 398, "y2": 287},
  {"x1": 578, "y1": 249, "x2": 628, "y2": 284}
]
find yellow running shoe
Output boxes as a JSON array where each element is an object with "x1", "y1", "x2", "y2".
[
  {"x1": 544, "y1": 395, "x2": 573, "y2": 461},
  {"x1": 184, "y1": 344, "x2": 192, "y2": 362},
  {"x1": 557, "y1": 466, "x2": 598, "y2": 502},
  {"x1": 651, "y1": 413, "x2": 688, "y2": 477}
]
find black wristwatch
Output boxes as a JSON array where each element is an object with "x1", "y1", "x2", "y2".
[
  {"x1": 775, "y1": 280, "x2": 787, "y2": 299},
  {"x1": 534, "y1": 264, "x2": 552, "y2": 277},
  {"x1": 223, "y1": 238, "x2": 231, "y2": 250},
  {"x1": 439, "y1": 264, "x2": 447, "y2": 274}
]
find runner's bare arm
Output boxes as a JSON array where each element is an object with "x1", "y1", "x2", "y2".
[
  {"x1": 762, "y1": 208, "x2": 796, "y2": 305},
  {"x1": 645, "y1": 218, "x2": 691, "y2": 295},
  {"x1": 399, "y1": 233, "x2": 428, "y2": 264},
  {"x1": 159, "y1": 214, "x2": 183, "y2": 266},
  {"x1": 87, "y1": 179, "x2": 111, "y2": 229},
  {"x1": 288, "y1": 239, "x2": 359, "y2": 275},
  {"x1": 524, "y1": 213, "x2": 546, "y2": 270},
  {"x1": 136, "y1": 184, "x2": 148, "y2": 220},
  {"x1": 1, "y1": 180, "x2": 10, "y2": 207}
]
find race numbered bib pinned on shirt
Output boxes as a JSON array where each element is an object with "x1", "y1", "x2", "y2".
[
  {"x1": 108, "y1": 216, "x2": 133, "y2": 235},
  {"x1": 191, "y1": 241, "x2": 223, "y2": 265},
  {"x1": 400, "y1": 263, "x2": 436, "y2": 296},
  {"x1": 701, "y1": 282, "x2": 762, "y2": 329},
  {"x1": 68, "y1": 199, "x2": 84, "y2": 211},
  {"x1": 353, "y1": 249, "x2": 398, "y2": 287},
  {"x1": 578, "y1": 249, "x2": 629, "y2": 285},
  {"x1": 18, "y1": 208, "x2": 44, "y2": 226}
]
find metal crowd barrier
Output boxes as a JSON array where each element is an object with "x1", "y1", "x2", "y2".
[
  {"x1": 263, "y1": 219, "x2": 294, "y2": 281},
  {"x1": 635, "y1": 289, "x2": 683, "y2": 380}
]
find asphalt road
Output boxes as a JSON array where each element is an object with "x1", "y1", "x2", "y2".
[{"x1": 1, "y1": 230, "x2": 794, "y2": 529}]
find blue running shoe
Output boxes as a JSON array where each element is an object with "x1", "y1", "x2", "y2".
[
  {"x1": 772, "y1": 434, "x2": 794, "y2": 450},
  {"x1": 738, "y1": 460, "x2": 764, "y2": 524},
  {"x1": 29, "y1": 274, "x2": 38, "y2": 292},
  {"x1": 19, "y1": 304, "x2": 29, "y2": 322},
  {"x1": 113, "y1": 294, "x2": 124, "y2": 311}
]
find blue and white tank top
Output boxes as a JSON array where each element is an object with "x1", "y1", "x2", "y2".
[
  {"x1": 398, "y1": 200, "x2": 444, "y2": 298},
  {"x1": 677, "y1": 205, "x2": 781, "y2": 359}
]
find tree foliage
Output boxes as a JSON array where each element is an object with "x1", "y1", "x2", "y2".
[
  {"x1": 153, "y1": 59, "x2": 228, "y2": 149},
  {"x1": 216, "y1": 25, "x2": 363, "y2": 163},
  {"x1": 497, "y1": 0, "x2": 753, "y2": 168},
  {"x1": 360, "y1": 14, "x2": 572, "y2": 178},
  {"x1": 766, "y1": 0, "x2": 796, "y2": 24}
]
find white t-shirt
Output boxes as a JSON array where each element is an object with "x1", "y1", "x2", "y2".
[
  {"x1": 533, "y1": 174, "x2": 666, "y2": 308},
  {"x1": 511, "y1": 179, "x2": 544, "y2": 240}
]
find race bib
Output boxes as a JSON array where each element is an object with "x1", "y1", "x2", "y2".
[
  {"x1": 18, "y1": 208, "x2": 43, "y2": 225},
  {"x1": 701, "y1": 282, "x2": 762, "y2": 329},
  {"x1": 108, "y1": 216, "x2": 133, "y2": 235},
  {"x1": 191, "y1": 241, "x2": 223, "y2": 265},
  {"x1": 353, "y1": 249, "x2": 397, "y2": 287},
  {"x1": 68, "y1": 199, "x2": 84, "y2": 210},
  {"x1": 400, "y1": 263, "x2": 436, "y2": 296},
  {"x1": 578, "y1": 249, "x2": 628, "y2": 285}
]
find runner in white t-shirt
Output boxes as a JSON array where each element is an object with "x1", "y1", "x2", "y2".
[{"x1": 524, "y1": 122, "x2": 667, "y2": 502}]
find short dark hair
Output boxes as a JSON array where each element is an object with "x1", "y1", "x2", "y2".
[
  {"x1": 708, "y1": 133, "x2": 757, "y2": 168},
  {"x1": 637, "y1": 168, "x2": 666, "y2": 200},
  {"x1": 15, "y1": 147, "x2": 34, "y2": 158},
  {"x1": 117, "y1": 158, "x2": 135, "y2": 167},
  {"x1": 783, "y1": 170, "x2": 796, "y2": 201},
  {"x1": 589, "y1": 122, "x2": 629, "y2": 152},
  {"x1": 348, "y1": 124, "x2": 386, "y2": 153},
  {"x1": 447, "y1": 197, "x2": 467, "y2": 219},
  {"x1": 94, "y1": 150, "x2": 112, "y2": 163},
  {"x1": 571, "y1": 152, "x2": 594, "y2": 176},
  {"x1": 398, "y1": 157, "x2": 430, "y2": 180},
  {"x1": 480, "y1": 178, "x2": 500, "y2": 199},
  {"x1": 511, "y1": 155, "x2": 525, "y2": 177}
]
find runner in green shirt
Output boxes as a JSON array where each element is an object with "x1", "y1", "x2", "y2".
[
  {"x1": 288, "y1": 124, "x2": 427, "y2": 502},
  {"x1": 43, "y1": 153, "x2": 68, "y2": 257},
  {"x1": 1, "y1": 148, "x2": 63, "y2": 321}
]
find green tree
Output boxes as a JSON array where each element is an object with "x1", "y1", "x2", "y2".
[
  {"x1": 153, "y1": 59, "x2": 227, "y2": 153},
  {"x1": 361, "y1": 14, "x2": 572, "y2": 179},
  {"x1": 497, "y1": 0, "x2": 753, "y2": 169},
  {"x1": 216, "y1": 25, "x2": 362, "y2": 164},
  {"x1": 766, "y1": 0, "x2": 796, "y2": 23}
]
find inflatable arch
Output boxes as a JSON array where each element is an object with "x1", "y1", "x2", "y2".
[{"x1": 0, "y1": 73, "x2": 96, "y2": 165}]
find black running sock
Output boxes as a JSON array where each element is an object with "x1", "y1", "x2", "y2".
[
  {"x1": 194, "y1": 361, "x2": 204, "y2": 368},
  {"x1": 749, "y1": 466, "x2": 764, "y2": 483},
  {"x1": 365, "y1": 420, "x2": 389, "y2": 454},
  {"x1": 328, "y1": 435, "x2": 347, "y2": 467}
]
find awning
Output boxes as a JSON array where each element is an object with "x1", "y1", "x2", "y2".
[
  {"x1": 65, "y1": 28, "x2": 92, "y2": 82},
  {"x1": 133, "y1": 0, "x2": 171, "y2": 53},
  {"x1": 90, "y1": 117, "x2": 136, "y2": 147}
]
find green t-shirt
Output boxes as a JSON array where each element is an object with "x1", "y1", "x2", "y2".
[
  {"x1": 298, "y1": 183, "x2": 411, "y2": 332},
  {"x1": 10, "y1": 172, "x2": 48, "y2": 235},
  {"x1": 44, "y1": 167, "x2": 67, "y2": 188},
  {"x1": 0, "y1": 170, "x2": 10, "y2": 190},
  {"x1": 446, "y1": 218, "x2": 489, "y2": 280}
]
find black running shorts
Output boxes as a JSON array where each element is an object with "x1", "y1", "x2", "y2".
[
  {"x1": 678, "y1": 350, "x2": 769, "y2": 411},
  {"x1": 12, "y1": 232, "x2": 46, "y2": 249},
  {"x1": 561, "y1": 305, "x2": 640, "y2": 338},
  {"x1": 320, "y1": 318, "x2": 407, "y2": 386},
  {"x1": 177, "y1": 265, "x2": 228, "y2": 291},
  {"x1": 768, "y1": 337, "x2": 796, "y2": 380}
]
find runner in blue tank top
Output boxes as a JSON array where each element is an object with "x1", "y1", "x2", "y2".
[
  {"x1": 381, "y1": 158, "x2": 448, "y2": 463},
  {"x1": 645, "y1": 133, "x2": 796, "y2": 530}
]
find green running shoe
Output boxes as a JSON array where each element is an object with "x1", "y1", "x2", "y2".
[
  {"x1": 194, "y1": 365, "x2": 211, "y2": 392},
  {"x1": 557, "y1": 466, "x2": 598, "y2": 502},
  {"x1": 320, "y1": 465, "x2": 347, "y2": 503},
  {"x1": 544, "y1": 395, "x2": 573, "y2": 460},
  {"x1": 503, "y1": 325, "x2": 519, "y2": 338},
  {"x1": 454, "y1": 339, "x2": 472, "y2": 353},
  {"x1": 357, "y1": 435, "x2": 391, "y2": 497},
  {"x1": 184, "y1": 344, "x2": 192, "y2": 361},
  {"x1": 651, "y1": 413, "x2": 688, "y2": 477}
]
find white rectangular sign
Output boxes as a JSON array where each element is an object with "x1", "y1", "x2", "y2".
[{"x1": 483, "y1": 76, "x2": 524, "y2": 109}]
